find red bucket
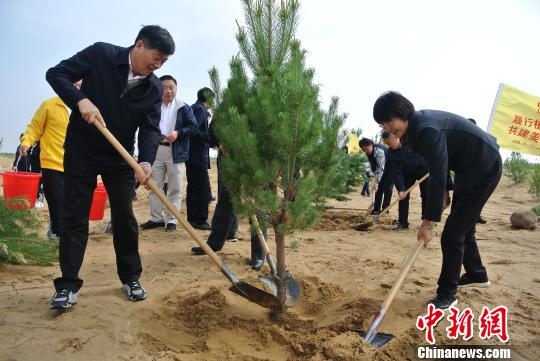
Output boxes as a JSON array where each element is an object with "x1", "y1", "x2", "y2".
[
  {"x1": 1, "y1": 171, "x2": 42, "y2": 209},
  {"x1": 89, "y1": 183, "x2": 108, "y2": 221}
]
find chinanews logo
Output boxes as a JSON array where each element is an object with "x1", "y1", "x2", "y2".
[{"x1": 416, "y1": 305, "x2": 509, "y2": 345}]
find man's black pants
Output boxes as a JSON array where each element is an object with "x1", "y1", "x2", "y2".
[
  {"x1": 42, "y1": 168, "x2": 64, "y2": 235},
  {"x1": 398, "y1": 175, "x2": 428, "y2": 226},
  {"x1": 54, "y1": 163, "x2": 140, "y2": 292},
  {"x1": 207, "y1": 163, "x2": 262, "y2": 261},
  {"x1": 437, "y1": 157, "x2": 502, "y2": 298},
  {"x1": 373, "y1": 170, "x2": 393, "y2": 213},
  {"x1": 186, "y1": 164, "x2": 210, "y2": 224}
]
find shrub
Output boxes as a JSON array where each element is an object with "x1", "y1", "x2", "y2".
[
  {"x1": 527, "y1": 164, "x2": 540, "y2": 200},
  {"x1": 503, "y1": 152, "x2": 530, "y2": 184}
]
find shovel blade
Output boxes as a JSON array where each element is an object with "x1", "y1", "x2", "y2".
[
  {"x1": 284, "y1": 274, "x2": 301, "y2": 306},
  {"x1": 258, "y1": 273, "x2": 301, "y2": 307},
  {"x1": 354, "y1": 330, "x2": 395, "y2": 348},
  {"x1": 258, "y1": 274, "x2": 278, "y2": 295},
  {"x1": 355, "y1": 221, "x2": 373, "y2": 231},
  {"x1": 229, "y1": 280, "x2": 282, "y2": 310}
]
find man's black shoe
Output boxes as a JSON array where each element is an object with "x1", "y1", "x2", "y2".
[
  {"x1": 191, "y1": 247, "x2": 205, "y2": 255},
  {"x1": 140, "y1": 220, "x2": 165, "y2": 230},
  {"x1": 50, "y1": 289, "x2": 77, "y2": 309},
  {"x1": 190, "y1": 222, "x2": 212, "y2": 230},
  {"x1": 458, "y1": 273, "x2": 491, "y2": 288},
  {"x1": 427, "y1": 295, "x2": 458, "y2": 310},
  {"x1": 476, "y1": 216, "x2": 487, "y2": 224},
  {"x1": 165, "y1": 223, "x2": 176, "y2": 232},
  {"x1": 250, "y1": 259, "x2": 264, "y2": 270},
  {"x1": 393, "y1": 223, "x2": 409, "y2": 230},
  {"x1": 371, "y1": 210, "x2": 381, "y2": 215},
  {"x1": 122, "y1": 280, "x2": 147, "y2": 301},
  {"x1": 191, "y1": 246, "x2": 219, "y2": 255}
]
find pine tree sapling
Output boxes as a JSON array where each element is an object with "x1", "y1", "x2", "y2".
[
  {"x1": 0, "y1": 197, "x2": 57, "y2": 265},
  {"x1": 209, "y1": 0, "x2": 347, "y2": 319}
]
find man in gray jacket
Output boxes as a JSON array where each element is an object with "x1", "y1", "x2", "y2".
[{"x1": 140, "y1": 75, "x2": 197, "y2": 231}]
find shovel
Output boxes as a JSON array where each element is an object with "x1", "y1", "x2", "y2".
[
  {"x1": 356, "y1": 173, "x2": 429, "y2": 231},
  {"x1": 93, "y1": 121, "x2": 281, "y2": 310},
  {"x1": 357, "y1": 189, "x2": 376, "y2": 225},
  {"x1": 251, "y1": 215, "x2": 301, "y2": 306},
  {"x1": 354, "y1": 239, "x2": 424, "y2": 347}
]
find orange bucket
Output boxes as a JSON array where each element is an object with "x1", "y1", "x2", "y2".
[
  {"x1": 1, "y1": 171, "x2": 42, "y2": 209},
  {"x1": 89, "y1": 183, "x2": 108, "y2": 221}
]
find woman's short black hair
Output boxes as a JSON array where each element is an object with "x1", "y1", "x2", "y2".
[
  {"x1": 359, "y1": 137, "x2": 374, "y2": 147},
  {"x1": 135, "y1": 25, "x2": 175, "y2": 55},
  {"x1": 197, "y1": 87, "x2": 214, "y2": 102},
  {"x1": 373, "y1": 91, "x2": 415, "y2": 124}
]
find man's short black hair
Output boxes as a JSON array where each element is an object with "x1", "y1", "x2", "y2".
[
  {"x1": 135, "y1": 25, "x2": 175, "y2": 55},
  {"x1": 197, "y1": 87, "x2": 214, "y2": 102},
  {"x1": 159, "y1": 75, "x2": 177, "y2": 85},
  {"x1": 373, "y1": 91, "x2": 415, "y2": 124},
  {"x1": 359, "y1": 138, "x2": 373, "y2": 148}
]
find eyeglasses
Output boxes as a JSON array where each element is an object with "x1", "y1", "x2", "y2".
[{"x1": 378, "y1": 120, "x2": 393, "y2": 130}]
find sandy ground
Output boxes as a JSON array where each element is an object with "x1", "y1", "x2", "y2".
[{"x1": 0, "y1": 156, "x2": 539, "y2": 360}]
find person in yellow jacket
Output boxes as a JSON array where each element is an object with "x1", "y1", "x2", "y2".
[{"x1": 20, "y1": 82, "x2": 81, "y2": 240}]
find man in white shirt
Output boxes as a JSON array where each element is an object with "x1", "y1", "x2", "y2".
[{"x1": 140, "y1": 75, "x2": 197, "y2": 231}]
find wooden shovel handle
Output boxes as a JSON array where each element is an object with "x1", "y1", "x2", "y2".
[
  {"x1": 378, "y1": 173, "x2": 430, "y2": 216},
  {"x1": 251, "y1": 215, "x2": 278, "y2": 276},
  {"x1": 252, "y1": 215, "x2": 269, "y2": 254},
  {"x1": 381, "y1": 240, "x2": 423, "y2": 312},
  {"x1": 93, "y1": 121, "x2": 224, "y2": 268}
]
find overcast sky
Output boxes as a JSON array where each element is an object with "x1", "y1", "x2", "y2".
[{"x1": 1, "y1": 0, "x2": 539, "y2": 160}]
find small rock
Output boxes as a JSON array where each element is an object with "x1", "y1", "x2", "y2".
[{"x1": 510, "y1": 210, "x2": 537, "y2": 230}]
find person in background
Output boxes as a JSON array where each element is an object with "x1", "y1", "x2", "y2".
[
  {"x1": 20, "y1": 82, "x2": 81, "y2": 238},
  {"x1": 13, "y1": 134, "x2": 29, "y2": 172},
  {"x1": 359, "y1": 137, "x2": 393, "y2": 214},
  {"x1": 382, "y1": 131, "x2": 429, "y2": 230},
  {"x1": 140, "y1": 75, "x2": 197, "y2": 232},
  {"x1": 186, "y1": 87, "x2": 213, "y2": 230},
  {"x1": 360, "y1": 163, "x2": 372, "y2": 197},
  {"x1": 190, "y1": 117, "x2": 264, "y2": 269}
]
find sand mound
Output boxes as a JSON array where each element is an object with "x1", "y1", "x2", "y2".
[
  {"x1": 315, "y1": 210, "x2": 398, "y2": 231},
  {"x1": 174, "y1": 287, "x2": 228, "y2": 337},
  {"x1": 135, "y1": 277, "x2": 390, "y2": 360},
  {"x1": 315, "y1": 211, "x2": 364, "y2": 231},
  {"x1": 322, "y1": 331, "x2": 374, "y2": 361}
]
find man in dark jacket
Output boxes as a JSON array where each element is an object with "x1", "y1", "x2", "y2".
[
  {"x1": 140, "y1": 75, "x2": 197, "y2": 232},
  {"x1": 46, "y1": 25, "x2": 175, "y2": 309},
  {"x1": 373, "y1": 91, "x2": 502, "y2": 309},
  {"x1": 359, "y1": 138, "x2": 393, "y2": 214},
  {"x1": 190, "y1": 120, "x2": 265, "y2": 269},
  {"x1": 382, "y1": 131, "x2": 429, "y2": 230},
  {"x1": 186, "y1": 87, "x2": 213, "y2": 230}
]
